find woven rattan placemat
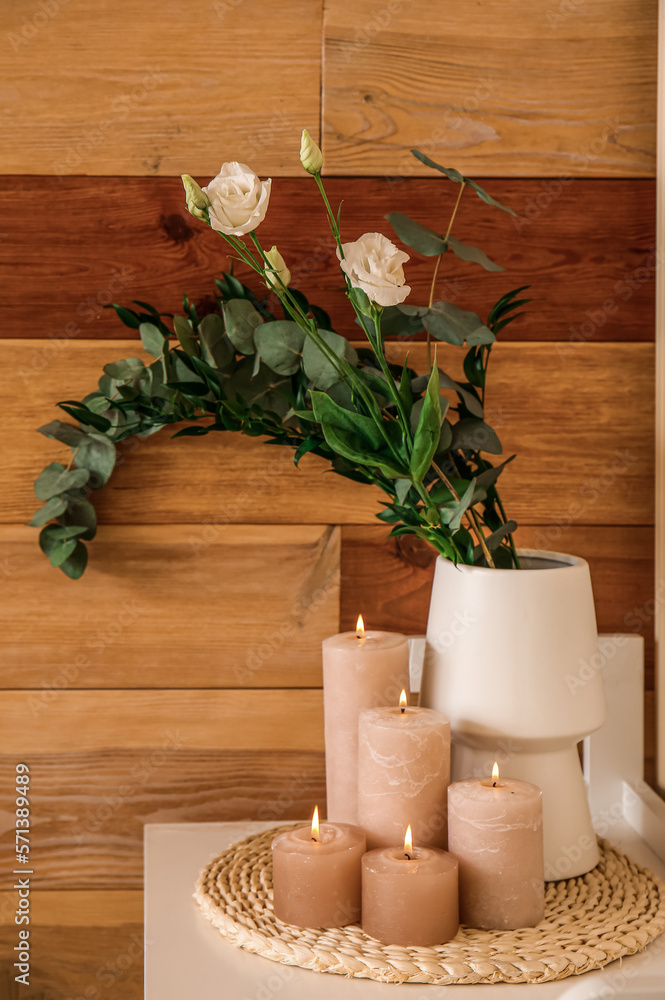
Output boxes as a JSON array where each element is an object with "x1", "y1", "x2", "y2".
[{"x1": 194, "y1": 824, "x2": 665, "y2": 986}]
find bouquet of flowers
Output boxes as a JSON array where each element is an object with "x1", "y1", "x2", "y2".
[{"x1": 31, "y1": 130, "x2": 528, "y2": 578}]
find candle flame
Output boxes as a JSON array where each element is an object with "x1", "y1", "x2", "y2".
[
  {"x1": 311, "y1": 805, "x2": 320, "y2": 841},
  {"x1": 492, "y1": 761, "x2": 500, "y2": 787},
  {"x1": 403, "y1": 824, "x2": 413, "y2": 859},
  {"x1": 356, "y1": 614, "x2": 365, "y2": 638},
  {"x1": 399, "y1": 689, "x2": 407, "y2": 713}
]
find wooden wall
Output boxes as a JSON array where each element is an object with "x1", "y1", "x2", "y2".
[{"x1": 0, "y1": 1, "x2": 658, "y2": 996}]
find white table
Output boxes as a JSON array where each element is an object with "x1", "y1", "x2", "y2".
[{"x1": 144, "y1": 818, "x2": 665, "y2": 1000}]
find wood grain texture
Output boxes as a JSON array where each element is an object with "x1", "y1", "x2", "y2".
[
  {"x1": 1, "y1": 0, "x2": 321, "y2": 176},
  {"x1": 0, "y1": 690, "x2": 324, "y2": 754},
  {"x1": 0, "y1": 891, "x2": 143, "y2": 999},
  {"x1": 0, "y1": 176, "x2": 655, "y2": 342},
  {"x1": 0, "y1": 751, "x2": 324, "y2": 888},
  {"x1": 0, "y1": 525, "x2": 338, "y2": 688},
  {"x1": 2, "y1": 339, "x2": 653, "y2": 527},
  {"x1": 323, "y1": 0, "x2": 657, "y2": 176}
]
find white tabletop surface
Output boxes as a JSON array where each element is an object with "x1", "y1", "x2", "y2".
[{"x1": 144, "y1": 819, "x2": 665, "y2": 999}]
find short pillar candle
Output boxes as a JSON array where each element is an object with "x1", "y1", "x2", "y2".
[
  {"x1": 323, "y1": 619, "x2": 410, "y2": 824},
  {"x1": 361, "y1": 827, "x2": 459, "y2": 946},
  {"x1": 272, "y1": 809, "x2": 366, "y2": 929},
  {"x1": 358, "y1": 696, "x2": 450, "y2": 849},
  {"x1": 448, "y1": 766, "x2": 545, "y2": 930}
]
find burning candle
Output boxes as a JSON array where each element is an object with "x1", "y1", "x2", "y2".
[
  {"x1": 448, "y1": 764, "x2": 545, "y2": 930},
  {"x1": 357, "y1": 692, "x2": 450, "y2": 849},
  {"x1": 361, "y1": 825, "x2": 459, "y2": 946},
  {"x1": 323, "y1": 618, "x2": 409, "y2": 823},
  {"x1": 271, "y1": 807, "x2": 366, "y2": 928}
]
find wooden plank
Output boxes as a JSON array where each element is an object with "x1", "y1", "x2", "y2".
[
  {"x1": 2, "y1": 340, "x2": 653, "y2": 526},
  {"x1": 323, "y1": 0, "x2": 657, "y2": 176},
  {"x1": 0, "y1": 177, "x2": 655, "y2": 343},
  {"x1": 0, "y1": 525, "x2": 338, "y2": 688},
  {"x1": 1, "y1": 0, "x2": 321, "y2": 176},
  {"x1": 341, "y1": 524, "x2": 655, "y2": 682},
  {"x1": 0, "y1": 891, "x2": 143, "y2": 998},
  {"x1": 0, "y1": 750, "x2": 324, "y2": 888},
  {"x1": 0, "y1": 690, "x2": 324, "y2": 754}
]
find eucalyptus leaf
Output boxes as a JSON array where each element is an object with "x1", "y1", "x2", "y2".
[
  {"x1": 39, "y1": 526, "x2": 77, "y2": 567},
  {"x1": 410, "y1": 150, "x2": 516, "y2": 215},
  {"x1": 451, "y1": 418, "x2": 503, "y2": 455},
  {"x1": 254, "y1": 321, "x2": 305, "y2": 376},
  {"x1": 475, "y1": 456, "x2": 516, "y2": 490},
  {"x1": 59, "y1": 540, "x2": 88, "y2": 579},
  {"x1": 75, "y1": 433, "x2": 116, "y2": 486},
  {"x1": 139, "y1": 322, "x2": 166, "y2": 357},
  {"x1": 446, "y1": 478, "x2": 477, "y2": 532},
  {"x1": 303, "y1": 329, "x2": 352, "y2": 389},
  {"x1": 61, "y1": 498, "x2": 97, "y2": 540},
  {"x1": 446, "y1": 235, "x2": 503, "y2": 272},
  {"x1": 395, "y1": 478, "x2": 412, "y2": 505},
  {"x1": 385, "y1": 213, "x2": 447, "y2": 256},
  {"x1": 425, "y1": 301, "x2": 495, "y2": 347},
  {"x1": 103, "y1": 358, "x2": 147, "y2": 381},
  {"x1": 437, "y1": 371, "x2": 484, "y2": 418},
  {"x1": 199, "y1": 313, "x2": 234, "y2": 371},
  {"x1": 173, "y1": 315, "x2": 200, "y2": 357},
  {"x1": 29, "y1": 496, "x2": 68, "y2": 527},
  {"x1": 35, "y1": 463, "x2": 90, "y2": 501},
  {"x1": 223, "y1": 299, "x2": 263, "y2": 354},
  {"x1": 37, "y1": 420, "x2": 88, "y2": 448}
]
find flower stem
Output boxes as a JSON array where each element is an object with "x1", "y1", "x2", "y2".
[
  {"x1": 431, "y1": 458, "x2": 495, "y2": 568},
  {"x1": 426, "y1": 182, "x2": 466, "y2": 370}
]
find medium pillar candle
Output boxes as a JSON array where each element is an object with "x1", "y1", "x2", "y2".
[
  {"x1": 323, "y1": 622, "x2": 409, "y2": 824},
  {"x1": 362, "y1": 834, "x2": 459, "y2": 946},
  {"x1": 448, "y1": 769, "x2": 544, "y2": 930},
  {"x1": 358, "y1": 700, "x2": 450, "y2": 849},
  {"x1": 272, "y1": 813, "x2": 366, "y2": 928}
]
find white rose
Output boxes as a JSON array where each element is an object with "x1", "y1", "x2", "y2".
[
  {"x1": 204, "y1": 162, "x2": 271, "y2": 236},
  {"x1": 338, "y1": 232, "x2": 411, "y2": 307}
]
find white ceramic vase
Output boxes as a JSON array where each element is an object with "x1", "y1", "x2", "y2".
[{"x1": 419, "y1": 549, "x2": 606, "y2": 878}]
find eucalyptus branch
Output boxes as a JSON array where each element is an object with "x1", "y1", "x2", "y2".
[{"x1": 431, "y1": 458, "x2": 495, "y2": 569}]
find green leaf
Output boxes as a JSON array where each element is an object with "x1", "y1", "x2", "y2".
[
  {"x1": 485, "y1": 521, "x2": 518, "y2": 552},
  {"x1": 59, "y1": 540, "x2": 88, "y2": 579},
  {"x1": 446, "y1": 235, "x2": 503, "y2": 272},
  {"x1": 395, "y1": 478, "x2": 412, "y2": 505},
  {"x1": 443, "y1": 478, "x2": 477, "y2": 532},
  {"x1": 254, "y1": 321, "x2": 305, "y2": 376},
  {"x1": 103, "y1": 358, "x2": 147, "y2": 381},
  {"x1": 43, "y1": 524, "x2": 90, "y2": 541},
  {"x1": 385, "y1": 213, "x2": 447, "y2": 256},
  {"x1": 171, "y1": 425, "x2": 210, "y2": 438},
  {"x1": 436, "y1": 371, "x2": 484, "y2": 418},
  {"x1": 60, "y1": 498, "x2": 97, "y2": 540},
  {"x1": 139, "y1": 322, "x2": 166, "y2": 357},
  {"x1": 463, "y1": 347, "x2": 486, "y2": 389},
  {"x1": 451, "y1": 418, "x2": 503, "y2": 455},
  {"x1": 397, "y1": 359, "x2": 413, "y2": 419},
  {"x1": 37, "y1": 420, "x2": 88, "y2": 448},
  {"x1": 410, "y1": 150, "x2": 515, "y2": 215},
  {"x1": 173, "y1": 315, "x2": 200, "y2": 357},
  {"x1": 425, "y1": 301, "x2": 495, "y2": 347},
  {"x1": 29, "y1": 496, "x2": 68, "y2": 527},
  {"x1": 39, "y1": 526, "x2": 77, "y2": 567},
  {"x1": 223, "y1": 299, "x2": 263, "y2": 354},
  {"x1": 35, "y1": 463, "x2": 90, "y2": 501},
  {"x1": 294, "y1": 437, "x2": 322, "y2": 466},
  {"x1": 475, "y1": 456, "x2": 516, "y2": 491},
  {"x1": 379, "y1": 306, "x2": 423, "y2": 338},
  {"x1": 85, "y1": 394, "x2": 115, "y2": 415},
  {"x1": 310, "y1": 390, "x2": 407, "y2": 477},
  {"x1": 302, "y1": 329, "x2": 352, "y2": 389},
  {"x1": 347, "y1": 286, "x2": 373, "y2": 317},
  {"x1": 76, "y1": 433, "x2": 116, "y2": 486},
  {"x1": 110, "y1": 304, "x2": 142, "y2": 329},
  {"x1": 57, "y1": 402, "x2": 112, "y2": 433},
  {"x1": 410, "y1": 365, "x2": 441, "y2": 482},
  {"x1": 199, "y1": 313, "x2": 234, "y2": 371}
]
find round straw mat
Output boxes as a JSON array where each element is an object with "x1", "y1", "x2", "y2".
[{"x1": 194, "y1": 825, "x2": 665, "y2": 986}]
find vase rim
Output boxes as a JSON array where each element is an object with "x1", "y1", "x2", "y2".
[{"x1": 436, "y1": 548, "x2": 589, "y2": 573}]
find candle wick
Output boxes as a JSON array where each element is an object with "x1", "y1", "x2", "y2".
[
  {"x1": 492, "y1": 781, "x2": 497, "y2": 787},
  {"x1": 404, "y1": 852, "x2": 411, "y2": 860},
  {"x1": 400, "y1": 706, "x2": 405, "y2": 714}
]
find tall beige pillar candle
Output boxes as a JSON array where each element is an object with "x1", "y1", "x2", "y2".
[
  {"x1": 358, "y1": 698, "x2": 450, "y2": 849},
  {"x1": 323, "y1": 621, "x2": 409, "y2": 824},
  {"x1": 448, "y1": 767, "x2": 544, "y2": 930},
  {"x1": 272, "y1": 810, "x2": 366, "y2": 928},
  {"x1": 362, "y1": 829, "x2": 459, "y2": 946}
]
